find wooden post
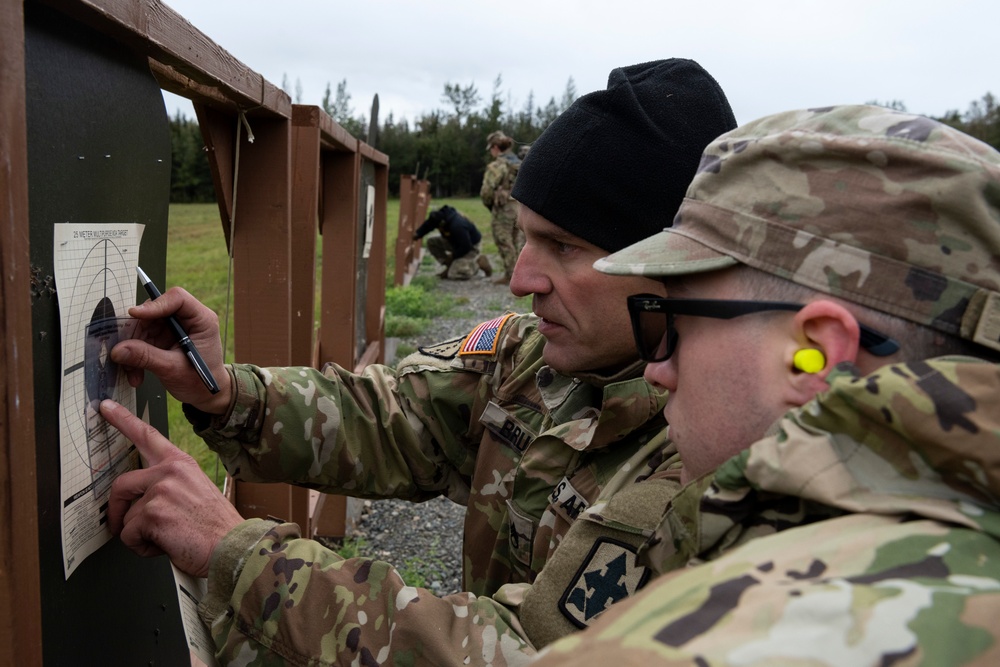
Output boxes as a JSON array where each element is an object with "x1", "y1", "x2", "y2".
[
  {"x1": 232, "y1": 115, "x2": 293, "y2": 366},
  {"x1": 226, "y1": 114, "x2": 304, "y2": 526},
  {"x1": 395, "y1": 174, "x2": 419, "y2": 286},
  {"x1": 394, "y1": 175, "x2": 431, "y2": 287},
  {"x1": 290, "y1": 105, "x2": 322, "y2": 368},
  {"x1": 362, "y1": 145, "x2": 389, "y2": 366},
  {"x1": 0, "y1": 0, "x2": 43, "y2": 662},
  {"x1": 318, "y1": 150, "x2": 361, "y2": 366}
]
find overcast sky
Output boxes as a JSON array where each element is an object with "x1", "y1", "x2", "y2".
[{"x1": 161, "y1": 0, "x2": 998, "y2": 132}]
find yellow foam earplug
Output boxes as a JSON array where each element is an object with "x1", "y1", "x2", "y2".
[{"x1": 793, "y1": 349, "x2": 826, "y2": 374}]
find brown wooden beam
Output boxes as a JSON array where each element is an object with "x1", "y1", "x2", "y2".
[
  {"x1": 36, "y1": 0, "x2": 291, "y2": 118},
  {"x1": 365, "y1": 159, "x2": 389, "y2": 362},
  {"x1": 231, "y1": 115, "x2": 292, "y2": 366},
  {"x1": 194, "y1": 102, "x2": 236, "y2": 250},
  {"x1": 227, "y1": 114, "x2": 296, "y2": 528},
  {"x1": 316, "y1": 111, "x2": 358, "y2": 154},
  {"x1": 358, "y1": 142, "x2": 389, "y2": 167},
  {"x1": 290, "y1": 105, "x2": 321, "y2": 368},
  {"x1": 150, "y1": 58, "x2": 237, "y2": 114},
  {"x1": 318, "y1": 150, "x2": 360, "y2": 367},
  {"x1": 0, "y1": 0, "x2": 42, "y2": 663}
]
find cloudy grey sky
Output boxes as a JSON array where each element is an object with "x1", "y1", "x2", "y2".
[{"x1": 162, "y1": 0, "x2": 998, "y2": 130}]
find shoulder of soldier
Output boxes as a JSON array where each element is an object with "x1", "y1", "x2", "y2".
[
  {"x1": 397, "y1": 313, "x2": 540, "y2": 374},
  {"x1": 488, "y1": 158, "x2": 511, "y2": 174}
]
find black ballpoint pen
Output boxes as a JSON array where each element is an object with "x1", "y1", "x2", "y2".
[{"x1": 136, "y1": 266, "x2": 220, "y2": 394}]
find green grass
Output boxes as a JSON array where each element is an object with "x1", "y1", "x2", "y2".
[
  {"x1": 164, "y1": 197, "x2": 495, "y2": 487},
  {"x1": 164, "y1": 203, "x2": 235, "y2": 487},
  {"x1": 384, "y1": 280, "x2": 460, "y2": 337}
]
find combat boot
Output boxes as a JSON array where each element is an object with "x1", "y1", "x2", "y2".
[{"x1": 477, "y1": 255, "x2": 493, "y2": 277}]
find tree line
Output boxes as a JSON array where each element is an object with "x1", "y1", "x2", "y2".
[
  {"x1": 168, "y1": 81, "x2": 1000, "y2": 203},
  {"x1": 169, "y1": 75, "x2": 573, "y2": 202}
]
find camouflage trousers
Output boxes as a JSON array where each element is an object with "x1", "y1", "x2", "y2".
[
  {"x1": 491, "y1": 203, "x2": 523, "y2": 279},
  {"x1": 426, "y1": 235, "x2": 483, "y2": 280}
]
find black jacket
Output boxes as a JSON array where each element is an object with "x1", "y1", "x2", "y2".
[{"x1": 414, "y1": 205, "x2": 481, "y2": 257}]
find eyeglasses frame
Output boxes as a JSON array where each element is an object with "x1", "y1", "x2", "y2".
[{"x1": 626, "y1": 294, "x2": 901, "y2": 362}]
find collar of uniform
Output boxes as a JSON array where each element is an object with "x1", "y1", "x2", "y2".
[
  {"x1": 538, "y1": 366, "x2": 668, "y2": 451},
  {"x1": 575, "y1": 358, "x2": 647, "y2": 387}
]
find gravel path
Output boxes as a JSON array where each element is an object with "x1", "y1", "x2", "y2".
[{"x1": 349, "y1": 253, "x2": 528, "y2": 595}]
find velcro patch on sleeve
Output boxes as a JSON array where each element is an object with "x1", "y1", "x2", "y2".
[
  {"x1": 480, "y1": 401, "x2": 537, "y2": 452},
  {"x1": 459, "y1": 313, "x2": 515, "y2": 357},
  {"x1": 971, "y1": 290, "x2": 1000, "y2": 353},
  {"x1": 418, "y1": 335, "x2": 466, "y2": 360},
  {"x1": 559, "y1": 538, "x2": 651, "y2": 629}
]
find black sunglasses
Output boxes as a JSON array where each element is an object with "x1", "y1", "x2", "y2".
[{"x1": 626, "y1": 294, "x2": 901, "y2": 363}]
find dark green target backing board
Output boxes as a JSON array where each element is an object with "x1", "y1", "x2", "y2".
[{"x1": 25, "y1": 3, "x2": 190, "y2": 664}]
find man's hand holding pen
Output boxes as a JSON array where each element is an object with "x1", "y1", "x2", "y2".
[{"x1": 111, "y1": 285, "x2": 232, "y2": 416}]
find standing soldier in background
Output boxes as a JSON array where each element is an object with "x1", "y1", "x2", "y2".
[{"x1": 481, "y1": 130, "x2": 522, "y2": 284}]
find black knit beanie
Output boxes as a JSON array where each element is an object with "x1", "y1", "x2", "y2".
[{"x1": 511, "y1": 58, "x2": 737, "y2": 253}]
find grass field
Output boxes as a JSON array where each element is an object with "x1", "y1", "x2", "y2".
[{"x1": 164, "y1": 197, "x2": 498, "y2": 486}]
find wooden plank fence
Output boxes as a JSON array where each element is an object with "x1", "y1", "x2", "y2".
[
  {"x1": 1, "y1": 0, "x2": 389, "y2": 661},
  {"x1": 394, "y1": 174, "x2": 431, "y2": 286}
]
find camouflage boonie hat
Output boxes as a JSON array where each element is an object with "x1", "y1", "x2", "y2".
[
  {"x1": 485, "y1": 130, "x2": 508, "y2": 149},
  {"x1": 596, "y1": 104, "x2": 1000, "y2": 353}
]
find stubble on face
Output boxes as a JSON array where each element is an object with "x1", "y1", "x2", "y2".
[
  {"x1": 651, "y1": 271, "x2": 794, "y2": 482},
  {"x1": 513, "y1": 209, "x2": 665, "y2": 375}
]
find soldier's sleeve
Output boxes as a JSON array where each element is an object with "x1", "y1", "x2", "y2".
[
  {"x1": 188, "y1": 357, "x2": 481, "y2": 501},
  {"x1": 199, "y1": 519, "x2": 537, "y2": 666},
  {"x1": 413, "y1": 215, "x2": 437, "y2": 240},
  {"x1": 480, "y1": 161, "x2": 502, "y2": 209},
  {"x1": 532, "y1": 514, "x2": 1000, "y2": 666},
  {"x1": 517, "y1": 476, "x2": 681, "y2": 648}
]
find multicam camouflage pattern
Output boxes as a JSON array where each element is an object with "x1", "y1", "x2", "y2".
[
  {"x1": 535, "y1": 357, "x2": 1000, "y2": 665},
  {"x1": 481, "y1": 151, "x2": 523, "y2": 278},
  {"x1": 425, "y1": 235, "x2": 484, "y2": 280},
  {"x1": 191, "y1": 313, "x2": 678, "y2": 664},
  {"x1": 595, "y1": 104, "x2": 1000, "y2": 353}
]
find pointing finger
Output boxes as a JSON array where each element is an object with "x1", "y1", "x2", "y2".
[{"x1": 99, "y1": 400, "x2": 178, "y2": 466}]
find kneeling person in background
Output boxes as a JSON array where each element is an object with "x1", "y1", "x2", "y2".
[{"x1": 414, "y1": 204, "x2": 492, "y2": 279}]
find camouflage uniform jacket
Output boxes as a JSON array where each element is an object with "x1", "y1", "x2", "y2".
[
  {"x1": 535, "y1": 357, "x2": 1000, "y2": 666},
  {"x1": 480, "y1": 151, "x2": 520, "y2": 213},
  {"x1": 189, "y1": 313, "x2": 679, "y2": 665}
]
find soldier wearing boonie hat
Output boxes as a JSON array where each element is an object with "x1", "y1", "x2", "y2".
[{"x1": 533, "y1": 104, "x2": 1000, "y2": 666}]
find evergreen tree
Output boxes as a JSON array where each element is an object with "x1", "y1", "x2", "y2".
[
  {"x1": 168, "y1": 111, "x2": 214, "y2": 203},
  {"x1": 936, "y1": 92, "x2": 1000, "y2": 151},
  {"x1": 559, "y1": 77, "x2": 577, "y2": 113},
  {"x1": 167, "y1": 72, "x2": 999, "y2": 204}
]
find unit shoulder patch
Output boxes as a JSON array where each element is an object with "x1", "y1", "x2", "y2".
[
  {"x1": 559, "y1": 537, "x2": 651, "y2": 629},
  {"x1": 418, "y1": 335, "x2": 466, "y2": 360},
  {"x1": 458, "y1": 313, "x2": 515, "y2": 357}
]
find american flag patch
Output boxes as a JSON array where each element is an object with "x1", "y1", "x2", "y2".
[{"x1": 459, "y1": 314, "x2": 514, "y2": 356}]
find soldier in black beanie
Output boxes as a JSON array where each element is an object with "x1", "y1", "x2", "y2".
[
  {"x1": 100, "y1": 57, "x2": 737, "y2": 664},
  {"x1": 513, "y1": 58, "x2": 735, "y2": 253},
  {"x1": 509, "y1": 57, "x2": 736, "y2": 373}
]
